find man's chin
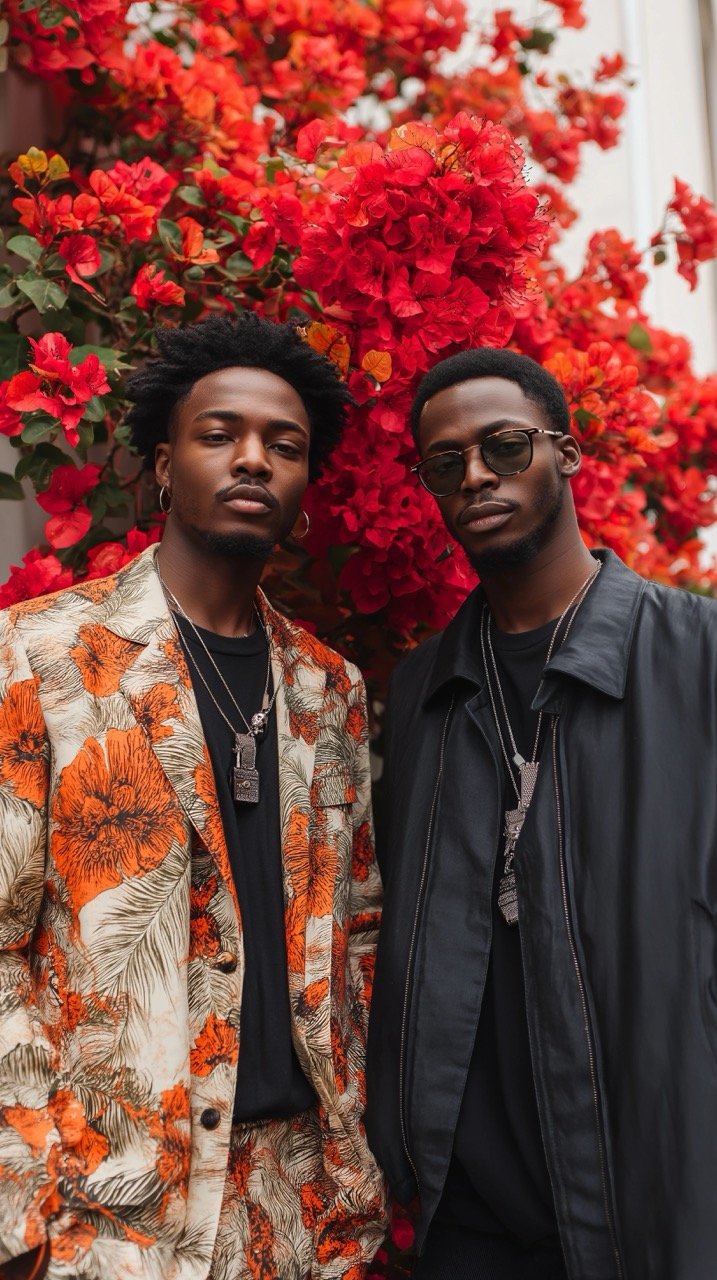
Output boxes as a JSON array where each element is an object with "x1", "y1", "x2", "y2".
[{"x1": 198, "y1": 529, "x2": 277, "y2": 563}]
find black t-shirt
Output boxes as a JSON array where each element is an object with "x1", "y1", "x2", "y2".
[
  {"x1": 435, "y1": 618, "x2": 565, "y2": 1265},
  {"x1": 175, "y1": 615, "x2": 315, "y2": 1122}
]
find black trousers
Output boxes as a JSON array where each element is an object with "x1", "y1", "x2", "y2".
[{"x1": 412, "y1": 1224, "x2": 568, "y2": 1280}]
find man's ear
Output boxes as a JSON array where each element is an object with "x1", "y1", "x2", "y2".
[
  {"x1": 557, "y1": 434, "x2": 582, "y2": 478},
  {"x1": 155, "y1": 441, "x2": 172, "y2": 489}
]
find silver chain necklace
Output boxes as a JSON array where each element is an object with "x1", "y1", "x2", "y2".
[
  {"x1": 158, "y1": 569, "x2": 278, "y2": 805},
  {"x1": 480, "y1": 562, "x2": 601, "y2": 925}
]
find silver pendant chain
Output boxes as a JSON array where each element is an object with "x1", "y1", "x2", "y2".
[
  {"x1": 157, "y1": 568, "x2": 279, "y2": 804},
  {"x1": 480, "y1": 561, "x2": 601, "y2": 924},
  {"x1": 480, "y1": 561, "x2": 601, "y2": 802}
]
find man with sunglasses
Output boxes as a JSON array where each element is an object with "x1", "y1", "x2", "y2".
[{"x1": 366, "y1": 348, "x2": 717, "y2": 1280}]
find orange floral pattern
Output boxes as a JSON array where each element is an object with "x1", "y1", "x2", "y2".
[
  {"x1": 0, "y1": 546, "x2": 385, "y2": 1278},
  {"x1": 0, "y1": 676, "x2": 47, "y2": 807},
  {"x1": 51, "y1": 726, "x2": 186, "y2": 910},
  {"x1": 69, "y1": 622, "x2": 142, "y2": 695}
]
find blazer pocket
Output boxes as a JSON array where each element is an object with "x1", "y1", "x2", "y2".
[
  {"x1": 313, "y1": 766, "x2": 357, "y2": 808},
  {"x1": 692, "y1": 899, "x2": 717, "y2": 1068}
]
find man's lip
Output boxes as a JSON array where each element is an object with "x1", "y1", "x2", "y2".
[
  {"x1": 221, "y1": 485, "x2": 275, "y2": 510},
  {"x1": 458, "y1": 502, "x2": 515, "y2": 526}
]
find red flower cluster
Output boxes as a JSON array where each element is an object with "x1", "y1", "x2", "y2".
[
  {"x1": 659, "y1": 178, "x2": 717, "y2": 290},
  {"x1": 1, "y1": 0, "x2": 715, "y2": 687},
  {"x1": 0, "y1": 334, "x2": 110, "y2": 448},
  {"x1": 37, "y1": 464, "x2": 101, "y2": 549}
]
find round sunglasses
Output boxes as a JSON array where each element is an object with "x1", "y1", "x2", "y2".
[{"x1": 411, "y1": 427, "x2": 563, "y2": 497}]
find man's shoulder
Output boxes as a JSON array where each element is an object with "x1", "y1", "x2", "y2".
[
  {"x1": 641, "y1": 575, "x2": 717, "y2": 631},
  {"x1": 0, "y1": 549, "x2": 151, "y2": 641}
]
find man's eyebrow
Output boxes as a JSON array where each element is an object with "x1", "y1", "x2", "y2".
[
  {"x1": 194, "y1": 409, "x2": 308, "y2": 436},
  {"x1": 424, "y1": 418, "x2": 521, "y2": 454}
]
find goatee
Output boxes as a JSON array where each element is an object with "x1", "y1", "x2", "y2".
[
  {"x1": 200, "y1": 530, "x2": 276, "y2": 562},
  {"x1": 467, "y1": 482, "x2": 564, "y2": 578}
]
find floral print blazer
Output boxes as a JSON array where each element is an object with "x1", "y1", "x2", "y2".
[{"x1": 0, "y1": 546, "x2": 386, "y2": 1279}]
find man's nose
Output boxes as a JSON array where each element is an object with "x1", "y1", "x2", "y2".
[
  {"x1": 230, "y1": 435, "x2": 272, "y2": 478},
  {"x1": 461, "y1": 443, "x2": 499, "y2": 491}
]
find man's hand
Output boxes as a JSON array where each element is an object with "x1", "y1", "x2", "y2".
[{"x1": 0, "y1": 1243, "x2": 50, "y2": 1280}]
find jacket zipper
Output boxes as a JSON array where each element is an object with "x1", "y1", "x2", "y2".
[
  {"x1": 398, "y1": 695, "x2": 455, "y2": 1192},
  {"x1": 551, "y1": 718, "x2": 624, "y2": 1279}
]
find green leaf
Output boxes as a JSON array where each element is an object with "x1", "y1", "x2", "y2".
[
  {"x1": 0, "y1": 472, "x2": 24, "y2": 500},
  {"x1": 157, "y1": 219, "x2": 182, "y2": 253},
  {"x1": 21, "y1": 416, "x2": 57, "y2": 444},
  {"x1": 75, "y1": 420, "x2": 95, "y2": 450},
  {"x1": 82, "y1": 395, "x2": 106, "y2": 422},
  {"x1": 0, "y1": 333, "x2": 26, "y2": 380},
  {"x1": 6, "y1": 235, "x2": 43, "y2": 265},
  {"x1": 69, "y1": 344, "x2": 129, "y2": 373},
  {"x1": 520, "y1": 28, "x2": 556, "y2": 53},
  {"x1": 223, "y1": 250, "x2": 255, "y2": 278},
  {"x1": 0, "y1": 283, "x2": 18, "y2": 308},
  {"x1": 218, "y1": 212, "x2": 249, "y2": 234},
  {"x1": 16, "y1": 276, "x2": 67, "y2": 313},
  {"x1": 176, "y1": 184, "x2": 205, "y2": 207},
  {"x1": 15, "y1": 442, "x2": 68, "y2": 486},
  {"x1": 626, "y1": 323, "x2": 653, "y2": 354}
]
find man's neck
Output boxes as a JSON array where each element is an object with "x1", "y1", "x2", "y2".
[
  {"x1": 156, "y1": 531, "x2": 265, "y2": 638},
  {"x1": 480, "y1": 538, "x2": 598, "y2": 634}
]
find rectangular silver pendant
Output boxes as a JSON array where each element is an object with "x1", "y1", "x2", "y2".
[
  {"x1": 234, "y1": 734, "x2": 260, "y2": 804},
  {"x1": 498, "y1": 871, "x2": 519, "y2": 925},
  {"x1": 234, "y1": 765, "x2": 259, "y2": 803}
]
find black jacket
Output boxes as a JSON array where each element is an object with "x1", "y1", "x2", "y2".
[{"x1": 366, "y1": 550, "x2": 717, "y2": 1280}]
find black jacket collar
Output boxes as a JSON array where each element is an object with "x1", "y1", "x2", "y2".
[{"x1": 424, "y1": 549, "x2": 648, "y2": 707}]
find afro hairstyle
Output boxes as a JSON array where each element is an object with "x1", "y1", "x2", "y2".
[
  {"x1": 410, "y1": 347, "x2": 571, "y2": 445},
  {"x1": 124, "y1": 312, "x2": 354, "y2": 481}
]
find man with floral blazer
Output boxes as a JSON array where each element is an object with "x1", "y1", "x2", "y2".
[{"x1": 0, "y1": 314, "x2": 386, "y2": 1280}]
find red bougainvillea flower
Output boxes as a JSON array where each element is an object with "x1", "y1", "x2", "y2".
[
  {"x1": 4, "y1": 333, "x2": 110, "y2": 447},
  {"x1": 0, "y1": 383, "x2": 24, "y2": 438},
  {"x1": 104, "y1": 157, "x2": 176, "y2": 214},
  {"x1": 665, "y1": 178, "x2": 717, "y2": 290},
  {"x1": 546, "y1": 0, "x2": 586, "y2": 26},
  {"x1": 13, "y1": 190, "x2": 102, "y2": 247},
  {"x1": 84, "y1": 525, "x2": 162, "y2": 579},
  {"x1": 171, "y1": 217, "x2": 220, "y2": 266},
  {"x1": 130, "y1": 263, "x2": 185, "y2": 308},
  {"x1": 36, "y1": 463, "x2": 101, "y2": 549},
  {"x1": 0, "y1": 548, "x2": 74, "y2": 608},
  {"x1": 87, "y1": 168, "x2": 166, "y2": 243},
  {"x1": 58, "y1": 233, "x2": 101, "y2": 293}
]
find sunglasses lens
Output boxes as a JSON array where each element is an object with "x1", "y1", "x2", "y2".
[
  {"x1": 419, "y1": 454, "x2": 465, "y2": 496},
  {"x1": 483, "y1": 431, "x2": 531, "y2": 475}
]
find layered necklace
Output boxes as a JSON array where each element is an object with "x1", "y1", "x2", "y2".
[
  {"x1": 158, "y1": 569, "x2": 278, "y2": 805},
  {"x1": 480, "y1": 562, "x2": 600, "y2": 925}
]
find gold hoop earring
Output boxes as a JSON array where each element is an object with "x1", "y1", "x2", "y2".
[
  {"x1": 292, "y1": 510, "x2": 310, "y2": 540},
  {"x1": 158, "y1": 485, "x2": 172, "y2": 514}
]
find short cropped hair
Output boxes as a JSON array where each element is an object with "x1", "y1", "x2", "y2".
[
  {"x1": 410, "y1": 348, "x2": 571, "y2": 444},
  {"x1": 124, "y1": 312, "x2": 353, "y2": 481}
]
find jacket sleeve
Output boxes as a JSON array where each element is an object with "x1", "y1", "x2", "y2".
[
  {"x1": 0, "y1": 616, "x2": 60, "y2": 1264},
  {"x1": 346, "y1": 674, "x2": 383, "y2": 1042}
]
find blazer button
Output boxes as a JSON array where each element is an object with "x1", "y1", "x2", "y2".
[
  {"x1": 214, "y1": 951, "x2": 238, "y2": 974},
  {"x1": 200, "y1": 1107, "x2": 221, "y2": 1130}
]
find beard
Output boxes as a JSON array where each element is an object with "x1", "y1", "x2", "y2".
[
  {"x1": 466, "y1": 479, "x2": 564, "y2": 578},
  {"x1": 196, "y1": 529, "x2": 276, "y2": 563}
]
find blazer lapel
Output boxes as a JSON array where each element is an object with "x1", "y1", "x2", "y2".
[{"x1": 257, "y1": 593, "x2": 324, "y2": 1037}]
